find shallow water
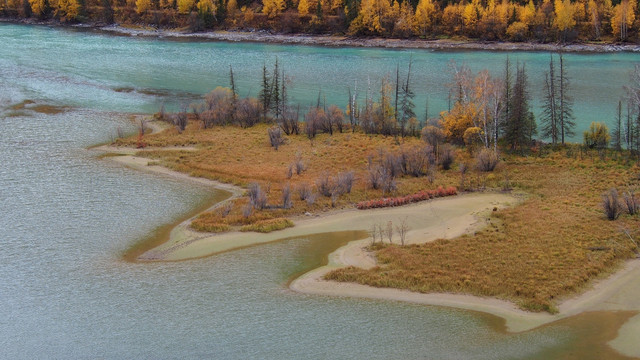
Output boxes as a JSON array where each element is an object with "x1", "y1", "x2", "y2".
[{"x1": 0, "y1": 23, "x2": 638, "y2": 358}]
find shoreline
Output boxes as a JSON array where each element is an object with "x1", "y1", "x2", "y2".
[
  {"x1": 3, "y1": 18, "x2": 640, "y2": 53},
  {"x1": 94, "y1": 139, "x2": 640, "y2": 357}
]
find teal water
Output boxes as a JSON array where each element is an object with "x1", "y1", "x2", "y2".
[
  {"x1": 0, "y1": 23, "x2": 637, "y2": 359},
  {"x1": 2, "y1": 24, "x2": 638, "y2": 140}
]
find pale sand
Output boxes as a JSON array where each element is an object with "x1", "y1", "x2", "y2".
[{"x1": 94, "y1": 138, "x2": 640, "y2": 357}]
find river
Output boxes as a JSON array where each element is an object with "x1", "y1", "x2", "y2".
[{"x1": 0, "y1": 23, "x2": 638, "y2": 359}]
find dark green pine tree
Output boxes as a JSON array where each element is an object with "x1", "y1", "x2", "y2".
[
  {"x1": 505, "y1": 63, "x2": 536, "y2": 151},
  {"x1": 399, "y1": 59, "x2": 416, "y2": 138},
  {"x1": 558, "y1": 54, "x2": 575, "y2": 144},
  {"x1": 258, "y1": 63, "x2": 271, "y2": 120},
  {"x1": 540, "y1": 54, "x2": 558, "y2": 145},
  {"x1": 271, "y1": 58, "x2": 281, "y2": 120}
]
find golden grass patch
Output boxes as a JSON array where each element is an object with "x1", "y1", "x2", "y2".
[{"x1": 326, "y1": 148, "x2": 640, "y2": 312}]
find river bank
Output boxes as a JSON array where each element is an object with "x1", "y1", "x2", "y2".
[{"x1": 3, "y1": 17, "x2": 640, "y2": 53}]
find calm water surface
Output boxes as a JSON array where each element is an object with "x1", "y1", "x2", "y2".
[{"x1": 0, "y1": 23, "x2": 637, "y2": 358}]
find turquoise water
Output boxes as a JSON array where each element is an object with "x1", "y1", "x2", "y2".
[
  {"x1": 0, "y1": 23, "x2": 637, "y2": 359},
  {"x1": 2, "y1": 24, "x2": 638, "y2": 140}
]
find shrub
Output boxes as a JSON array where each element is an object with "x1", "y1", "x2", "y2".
[
  {"x1": 583, "y1": 122, "x2": 610, "y2": 149},
  {"x1": 602, "y1": 188, "x2": 621, "y2": 220},
  {"x1": 356, "y1": 186, "x2": 458, "y2": 210},
  {"x1": 219, "y1": 202, "x2": 233, "y2": 217},
  {"x1": 476, "y1": 148, "x2": 499, "y2": 172},
  {"x1": 297, "y1": 183, "x2": 312, "y2": 200},
  {"x1": 279, "y1": 106, "x2": 300, "y2": 135},
  {"x1": 174, "y1": 111, "x2": 187, "y2": 132},
  {"x1": 282, "y1": 183, "x2": 293, "y2": 209},
  {"x1": 336, "y1": 171, "x2": 355, "y2": 194},
  {"x1": 316, "y1": 171, "x2": 333, "y2": 197},
  {"x1": 380, "y1": 171, "x2": 397, "y2": 195},
  {"x1": 306, "y1": 192, "x2": 317, "y2": 206},
  {"x1": 381, "y1": 151, "x2": 402, "y2": 178},
  {"x1": 242, "y1": 203, "x2": 253, "y2": 218},
  {"x1": 439, "y1": 145, "x2": 455, "y2": 170},
  {"x1": 367, "y1": 165, "x2": 384, "y2": 190},
  {"x1": 268, "y1": 126, "x2": 286, "y2": 150},
  {"x1": 235, "y1": 98, "x2": 261, "y2": 128},
  {"x1": 248, "y1": 183, "x2": 268, "y2": 210},
  {"x1": 190, "y1": 222, "x2": 231, "y2": 233},
  {"x1": 623, "y1": 191, "x2": 639, "y2": 215},
  {"x1": 421, "y1": 125, "x2": 445, "y2": 148},
  {"x1": 400, "y1": 145, "x2": 433, "y2": 177},
  {"x1": 293, "y1": 153, "x2": 306, "y2": 175},
  {"x1": 240, "y1": 218, "x2": 294, "y2": 233}
]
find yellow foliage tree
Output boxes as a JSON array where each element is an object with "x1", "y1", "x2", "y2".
[
  {"x1": 440, "y1": 102, "x2": 477, "y2": 144},
  {"x1": 349, "y1": 0, "x2": 392, "y2": 35},
  {"x1": 413, "y1": 0, "x2": 436, "y2": 35},
  {"x1": 262, "y1": 0, "x2": 285, "y2": 18},
  {"x1": 197, "y1": 0, "x2": 215, "y2": 14},
  {"x1": 554, "y1": 0, "x2": 576, "y2": 34},
  {"x1": 298, "y1": 0, "x2": 309, "y2": 15},
  {"x1": 56, "y1": 0, "x2": 82, "y2": 20},
  {"x1": 611, "y1": 0, "x2": 635, "y2": 41},
  {"x1": 519, "y1": 0, "x2": 536, "y2": 25},
  {"x1": 136, "y1": 0, "x2": 152, "y2": 13},
  {"x1": 177, "y1": 0, "x2": 196, "y2": 13},
  {"x1": 393, "y1": 0, "x2": 413, "y2": 37},
  {"x1": 227, "y1": 0, "x2": 237, "y2": 17},
  {"x1": 442, "y1": 3, "x2": 464, "y2": 34},
  {"x1": 462, "y1": 2, "x2": 478, "y2": 30},
  {"x1": 29, "y1": 0, "x2": 46, "y2": 15}
]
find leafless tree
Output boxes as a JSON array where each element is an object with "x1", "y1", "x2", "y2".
[
  {"x1": 623, "y1": 190, "x2": 639, "y2": 215},
  {"x1": 219, "y1": 202, "x2": 233, "y2": 217},
  {"x1": 297, "y1": 183, "x2": 312, "y2": 200},
  {"x1": 386, "y1": 221, "x2": 393, "y2": 243},
  {"x1": 336, "y1": 171, "x2": 355, "y2": 194},
  {"x1": 248, "y1": 183, "x2": 268, "y2": 210},
  {"x1": 395, "y1": 217, "x2": 410, "y2": 245},
  {"x1": 268, "y1": 126, "x2": 286, "y2": 150},
  {"x1": 603, "y1": 188, "x2": 622, "y2": 220},
  {"x1": 316, "y1": 171, "x2": 333, "y2": 197},
  {"x1": 282, "y1": 183, "x2": 293, "y2": 209}
]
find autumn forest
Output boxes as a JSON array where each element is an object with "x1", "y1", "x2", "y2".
[{"x1": 1, "y1": 0, "x2": 639, "y2": 43}]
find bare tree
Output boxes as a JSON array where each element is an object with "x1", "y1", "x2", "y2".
[
  {"x1": 623, "y1": 190, "x2": 638, "y2": 215},
  {"x1": 282, "y1": 183, "x2": 293, "y2": 209},
  {"x1": 268, "y1": 126, "x2": 286, "y2": 150},
  {"x1": 248, "y1": 183, "x2": 268, "y2": 210},
  {"x1": 297, "y1": 183, "x2": 312, "y2": 200},
  {"x1": 603, "y1": 189, "x2": 622, "y2": 220},
  {"x1": 316, "y1": 171, "x2": 333, "y2": 197},
  {"x1": 395, "y1": 217, "x2": 410, "y2": 245},
  {"x1": 386, "y1": 221, "x2": 393, "y2": 243}
]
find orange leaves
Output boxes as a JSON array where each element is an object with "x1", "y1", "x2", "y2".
[{"x1": 439, "y1": 102, "x2": 477, "y2": 144}]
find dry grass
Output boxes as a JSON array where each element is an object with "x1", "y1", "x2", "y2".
[
  {"x1": 116, "y1": 121, "x2": 462, "y2": 232},
  {"x1": 240, "y1": 218, "x2": 294, "y2": 233},
  {"x1": 115, "y1": 122, "x2": 640, "y2": 312},
  {"x1": 326, "y1": 148, "x2": 640, "y2": 312}
]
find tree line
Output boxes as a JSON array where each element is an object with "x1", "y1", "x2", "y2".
[
  {"x1": 2, "y1": 0, "x2": 639, "y2": 42},
  {"x1": 158, "y1": 56, "x2": 640, "y2": 155}
]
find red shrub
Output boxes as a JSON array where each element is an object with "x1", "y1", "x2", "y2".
[{"x1": 356, "y1": 186, "x2": 458, "y2": 210}]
